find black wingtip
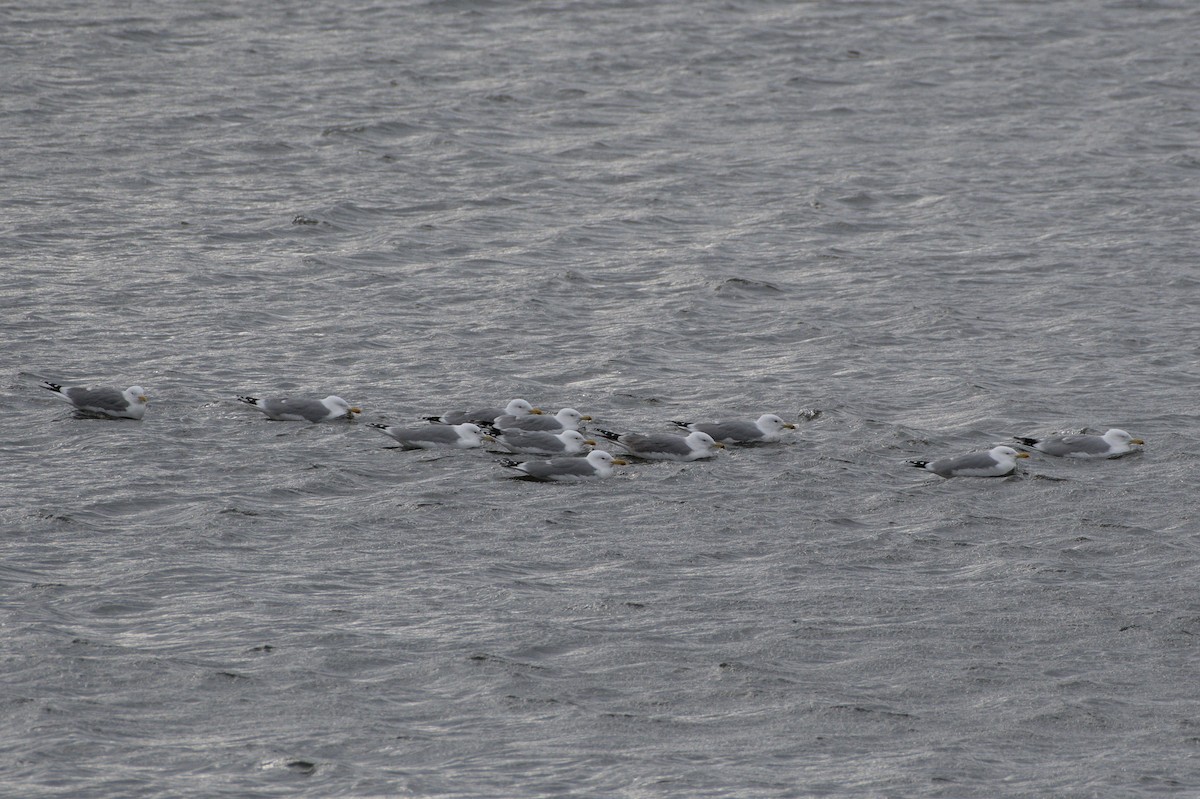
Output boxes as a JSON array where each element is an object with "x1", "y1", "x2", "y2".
[
  {"x1": 498, "y1": 459, "x2": 521, "y2": 469},
  {"x1": 421, "y1": 415, "x2": 443, "y2": 423},
  {"x1": 595, "y1": 429, "x2": 622, "y2": 441},
  {"x1": 236, "y1": 395, "x2": 258, "y2": 405},
  {"x1": 906, "y1": 460, "x2": 930, "y2": 469},
  {"x1": 668, "y1": 420, "x2": 691, "y2": 429},
  {"x1": 40, "y1": 381, "x2": 64, "y2": 393},
  {"x1": 368, "y1": 423, "x2": 388, "y2": 430},
  {"x1": 1013, "y1": 437, "x2": 1039, "y2": 447}
]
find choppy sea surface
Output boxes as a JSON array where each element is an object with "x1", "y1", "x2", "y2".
[{"x1": 3, "y1": 1, "x2": 1200, "y2": 796}]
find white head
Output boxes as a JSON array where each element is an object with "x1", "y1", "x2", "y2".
[
  {"x1": 686, "y1": 431, "x2": 723, "y2": 452},
  {"x1": 756, "y1": 414, "x2": 795, "y2": 432},
  {"x1": 325, "y1": 396, "x2": 362, "y2": 414},
  {"x1": 457, "y1": 423, "x2": 487, "y2": 442},
  {"x1": 989, "y1": 445, "x2": 1027, "y2": 461},
  {"x1": 554, "y1": 408, "x2": 591, "y2": 428},
  {"x1": 558, "y1": 430, "x2": 592, "y2": 451},
  {"x1": 125, "y1": 386, "x2": 149, "y2": 403},
  {"x1": 586, "y1": 449, "x2": 626, "y2": 473},
  {"x1": 505, "y1": 398, "x2": 540, "y2": 416},
  {"x1": 1104, "y1": 428, "x2": 1134, "y2": 443}
]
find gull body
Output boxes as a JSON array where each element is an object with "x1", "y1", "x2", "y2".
[
  {"x1": 370, "y1": 422, "x2": 490, "y2": 449},
  {"x1": 495, "y1": 429, "x2": 595, "y2": 455},
  {"x1": 1014, "y1": 428, "x2": 1143, "y2": 459},
  {"x1": 907, "y1": 445, "x2": 1028, "y2": 478},
  {"x1": 670, "y1": 413, "x2": 796, "y2": 444},
  {"x1": 495, "y1": 407, "x2": 591, "y2": 433},
  {"x1": 501, "y1": 449, "x2": 625, "y2": 481},
  {"x1": 237, "y1": 395, "x2": 361, "y2": 422},
  {"x1": 41, "y1": 381, "x2": 148, "y2": 420},
  {"x1": 424, "y1": 398, "x2": 540, "y2": 426},
  {"x1": 596, "y1": 429, "x2": 724, "y2": 461}
]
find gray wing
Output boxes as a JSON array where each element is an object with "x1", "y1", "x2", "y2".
[
  {"x1": 66, "y1": 386, "x2": 130, "y2": 413},
  {"x1": 623, "y1": 434, "x2": 692, "y2": 457},
  {"x1": 518, "y1": 457, "x2": 596, "y2": 479},
  {"x1": 1037, "y1": 435, "x2": 1110, "y2": 456},
  {"x1": 263, "y1": 398, "x2": 332, "y2": 421},
  {"x1": 441, "y1": 407, "x2": 501, "y2": 425},
  {"x1": 498, "y1": 430, "x2": 563, "y2": 454},
  {"x1": 691, "y1": 421, "x2": 762, "y2": 443},
  {"x1": 389, "y1": 425, "x2": 464, "y2": 446},
  {"x1": 496, "y1": 414, "x2": 561, "y2": 432},
  {"x1": 930, "y1": 452, "x2": 1011, "y2": 477},
  {"x1": 253, "y1": 395, "x2": 336, "y2": 419}
]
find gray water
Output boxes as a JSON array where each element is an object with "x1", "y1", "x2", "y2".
[{"x1": 3, "y1": 1, "x2": 1199, "y2": 796}]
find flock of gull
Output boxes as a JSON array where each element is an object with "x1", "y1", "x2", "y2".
[{"x1": 39, "y1": 381, "x2": 1145, "y2": 481}]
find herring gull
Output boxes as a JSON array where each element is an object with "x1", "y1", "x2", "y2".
[
  {"x1": 907, "y1": 445, "x2": 1028, "y2": 478},
  {"x1": 670, "y1": 413, "x2": 796, "y2": 444},
  {"x1": 494, "y1": 407, "x2": 591, "y2": 433},
  {"x1": 424, "y1": 398, "x2": 541, "y2": 425},
  {"x1": 369, "y1": 422, "x2": 490, "y2": 449},
  {"x1": 237, "y1": 395, "x2": 361, "y2": 422},
  {"x1": 500, "y1": 449, "x2": 625, "y2": 481},
  {"x1": 1014, "y1": 428, "x2": 1143, "y2": 459},
  {"x1": 596, "y1": 429, "x2": 724, "y2": 461},
  {"x1": 41, "y1": 381, "x2": 148, "y2": 420},
  {"x1": 494, "y1": 428, "x2": 595, "y2": 455}
]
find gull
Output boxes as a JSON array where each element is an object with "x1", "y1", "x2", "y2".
[
  {"x1": 494, "y1": 407, "x2": 591, "y2": 433},
  {"x1": 1014, "y1": 428, "x2": 1143, "y2": 459},
  {"x1": 236, "y1": 395, "x2": 361, "y2": 422},
  {"x1": 423, "y1": 398, "x2": 541, "y2": 425},
  {"x1": 369, "y1": 422, "x2": 490, "y2": 449},
  {"x1": 907, "y1": 445, "x2": 1028, "y2": 478},
  {"x1": 41, "y1": 381, "x2": 148, "y2": 420},
  {"x1": 670, "y1": 413, "x2": 796, "y2": 444},
  {"x1": 494, "y1": 429, "x2": 595, "y2": 455},
  {"x1": 596, "y1": 429, "x2": 724, "y2": 461},
  {"x1": 500, "y1": 449, "x2": 625, "y2": 481}
]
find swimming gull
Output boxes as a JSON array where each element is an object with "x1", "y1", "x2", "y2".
[
  {"x1": 495, "y1": 428, "x2": 596, "y2": 455},
  {"x1": 41, "y1": 381, "x2": 148, "y2": 420},
  {"x1": 1014, "y1": 428, "x2": 1143, "y2": 458},
  {"x1": 424, "y1": 398, "x2": 541, "y2": 425},
  {"x1": 596, "y1": 429, "x2": 724, "y2": 461},
  {"x1": 237, "y1": 395, "x2": 361, "y2": 422},
  {"x1": 670, "y1": 413, "x2": 796, "y2": 444},
  {"x1": 907, "y1": 445, "x2": 1029, "y2": 478},
  {"x1": 369, "y1": 422, "x2": 491, "y2": 449},
  {"x1": 494, "y1": 407, "x2": 591, "y2": 433},
  {"x1": 501, "y1": 449, "x2": 626, "y2": 481}
]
